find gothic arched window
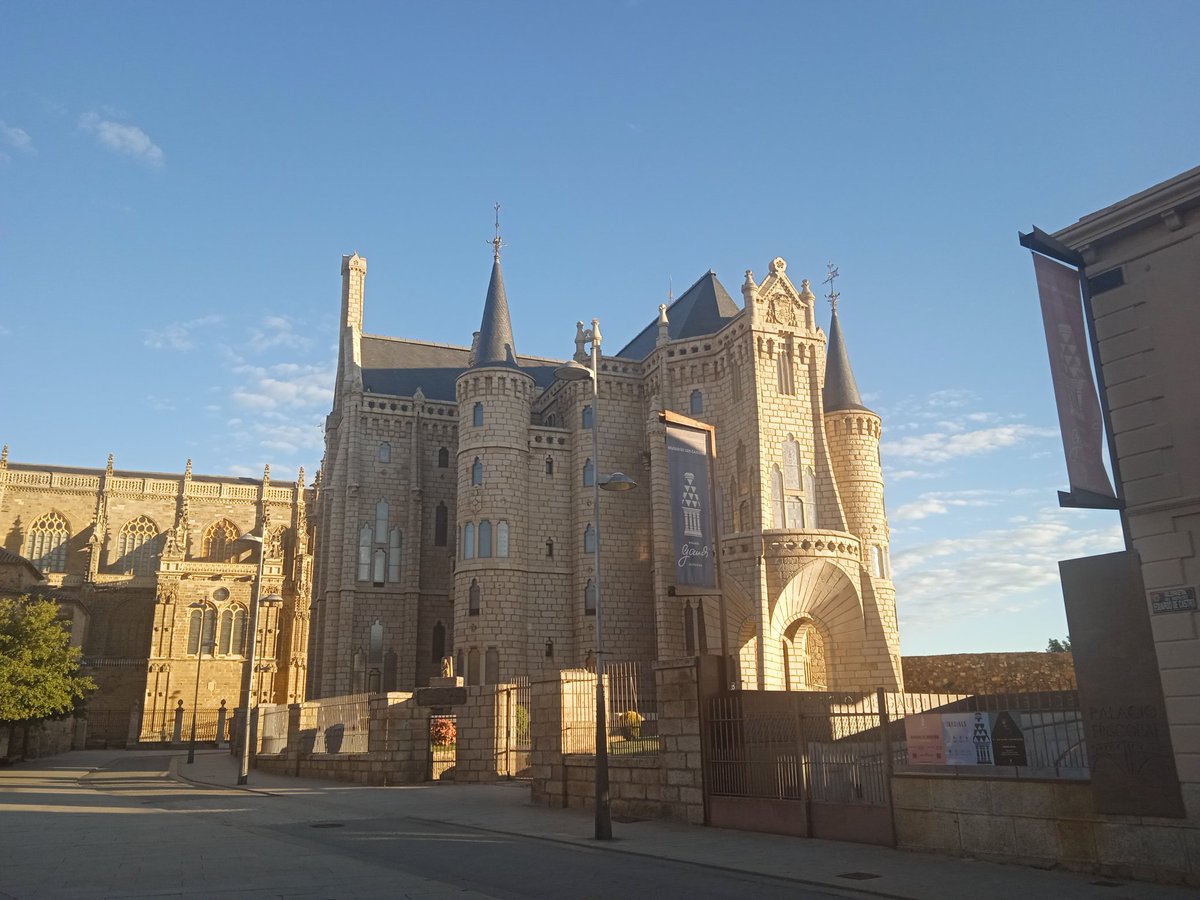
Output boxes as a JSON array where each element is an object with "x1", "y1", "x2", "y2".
[
  {"x1": 804, "y1": 467, "x2": 819, "y2": 529},
  {"x1": 485, "y1": 647, "x2": 500, "y2": 685},
  {"x1": 463, "y1": 522, "x2": 475, "y2": 560},
  {"x1": 545, "y1": 456, "x2": 554, "y2": 475},
  {"x1": 471, "y1": 458, "x2": 483, "y2": 486},
  {"x1": 188, "y1": 605, "x2": 217, "y2": 655},
  {"x1": 388, "y1": 527, "x2": 402, "y2": 582},
  {"x1": 582, "y1": 405, "x2": 594, "y2": 429},
  {"x1": 375, "y1": 499, "x2": 389, "y2": 543},
  {"x1": 358, "y1": 524, "x2": 372, "y2": 580},
  {"x1": 583, "y1": 524, "x2": 596, "y2": 553},
  {"x1": 770, "y1": 466, "x2": 785, "y2": 529},
  {"x1": 583, "y1": 458, "x2": 595, "y2": 487},
  {"x1": 736, "y1": 442, "x2": 747, "y2": 494},
  {"x1": 434, "y1": 503, "x2": 448, "y2": 547},
  {"x1": 468, "y1": 579, "x2": 481, "y2": 616},
  {"x1": 438, "y1": 447, "x2": 450, "y2": 468},
  {"x1": 690, "y1": 389, "x2": 703, "y2": 416},
  {"x1": 372, "y1": 548, "x2": 386, "y2": 585},
  {"x1": 783, "y1": 437, "x2": 800, "y2": 489},
  {"x1": 584, "y1": 579, "x2": 597, "y2": 615},
  {"x1": 478, "y1": 520, "x2": 493, "y2": 558},
  {"x1": 27, "y1": 512, "x2": 72, "y2": 573},
  {"x1": 473, "y1": 402, "x2": 484, "y2": 426},
  {"x1": 378, "y1": 442, "x2": 391, "y2": 463},
  {"x1": 776, "y1": 347, "x2": 795, "y2": 395},
  {"x1": 117, "y1": 515, "x2": 159, "y2": 575},
  {"x1": 431, "y1": 621, "x2": 446, "y2": 663},
  {"x1": 496, "y1": 521, "x2": 509, "y2": 558},
  {"x1": 203, "y1": 519, "x2": 239, "y2": 563}
]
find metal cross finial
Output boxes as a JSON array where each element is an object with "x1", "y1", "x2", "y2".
[
  {"x1": 489, "y1": 202, "x2": 507, "y2": 261},
  {"x1": 823, "y1": 262, "x2": 841, "y2": 313}
]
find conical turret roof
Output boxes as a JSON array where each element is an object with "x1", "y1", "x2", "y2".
[
  {"x1": 823, "y1": 308, "x2": 872, "y2": 413},
  {"x1": 471, "y1": 256, "x2": 520, "y2": 369}
]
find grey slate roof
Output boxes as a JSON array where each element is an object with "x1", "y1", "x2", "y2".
[
  {"x1": 616, "y1": 271, "x2": 742, "y2": 360},
  {"x1": 471, "y1": 258, "x2": 520, "y2": 369},
  {"x1": 361, "y1": 336, "x2": 561, "y2": 402},
  {"x1": 823, "y1": 308, "x2": 871, "y2": 413},
  {"x1": 0, "y1": 546, "x2": 43, "y2": 580}
]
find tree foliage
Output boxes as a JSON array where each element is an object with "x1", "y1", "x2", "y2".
[
  {"x1": 0, "y1": 596, "x2": 95, "y2": 723},
  {"x1": 1046, "y1": 636, "x2": 1072, "y2": 653}
]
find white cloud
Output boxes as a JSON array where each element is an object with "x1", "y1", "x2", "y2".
[
  {"x1": 0, "y1": 121, "x2": 35, "y2": 156},
  {"x1": 893, "y1": 489, "x2": 999, "y2": 521},
  {"x1": 247, "y1": 315, "x2": 313, "y2": 352},
  {"x1": 145, "y1": 394, "x2": 175, "y2": 412},
  {"x1": 891, "y1": 508, "x2": 1123, "y2": 631},
  {"x1": 144, "y1": 315, "x2": 223, "y2": 350},
  {"x1": 79, "y1": 111, "x2": 164, "y2": 167},
  {"x1": 884, "y1": 423, "x2": 1057, "y2": 464},
  {"x1": 230, "y1": 360, "x2": 334, "y2": 412}
]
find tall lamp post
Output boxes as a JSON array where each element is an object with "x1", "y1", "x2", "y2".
[
  {"x1": 556, "y1": 318, "x2": 636, "y2": 841},
  {"x1": 236, "y1": 528, "x2": 282, "y2": 786},
  {"x1": 186, "y1": 601, "x2": 214, "y2": 765}
]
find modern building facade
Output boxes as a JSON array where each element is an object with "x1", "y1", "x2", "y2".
[
  {"x1": 0, "y1": 450, "x2": 313, "y2": 745},
  {"x1": 1051, "y1": 165, "x2": 1200, "y2": 820},
  {"x1": 310, "y1": 245, "x2": 903, "y2": 697}
]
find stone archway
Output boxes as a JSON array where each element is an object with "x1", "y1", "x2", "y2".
[{"x1": 768, "y1": 560, "x2": 863, "y2": 691}]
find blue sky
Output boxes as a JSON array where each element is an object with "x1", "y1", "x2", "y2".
[{"x1": 3, "y1": 1, "x2": 1198, "y2": 655}]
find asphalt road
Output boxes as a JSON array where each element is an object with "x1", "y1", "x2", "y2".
[{"x1": 1, "y1": 754, "x2": 871, "y2": 900}]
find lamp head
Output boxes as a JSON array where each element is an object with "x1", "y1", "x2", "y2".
[
  {"x1": 554, "y1": 359, "x2": 594, "y2": 382},
  {"x1": 600, "y1": 472, "x2": 637, "y2": 492}
]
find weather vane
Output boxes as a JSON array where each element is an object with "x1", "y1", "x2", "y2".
[
  {"x1": 489, "y1": 202, "x2": 507, "y2": 261},
  {"x1": 823, "y1": 262, "x2": 840, "y2": 313}
]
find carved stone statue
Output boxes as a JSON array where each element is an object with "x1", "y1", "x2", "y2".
[{"x1": 440, "y1": 655, "x2": 454, "y2": 678}]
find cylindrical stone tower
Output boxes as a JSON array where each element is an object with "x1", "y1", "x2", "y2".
[{"x1": 452, "y1": 247, "x2": 535, "y2": 686}]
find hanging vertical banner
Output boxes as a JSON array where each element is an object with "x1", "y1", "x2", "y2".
[
  {"x1": 666, "y1": 422, "x2": 716, "y2": 588},
  {"x1": 1031, "y1": 253, "x2": 1116, "y2": 499}
]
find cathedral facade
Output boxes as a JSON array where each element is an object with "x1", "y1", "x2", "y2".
[
  {"x1": 0, "y1": 451, "x2": 313, "y2": 745},
  {"x1": 310, "y1": 247, "x2": 902, "y2": 697}
]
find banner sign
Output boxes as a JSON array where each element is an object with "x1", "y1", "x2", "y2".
[
  {"x1": 666, "y1": 422, "x2": 716, "y2": 588},
  {"x1": 1031, "y1": 253, "x2": 1116, "y2": 499},
  {"x1": 905, "y1": 711, "x2": 1009, "y2": 766}
]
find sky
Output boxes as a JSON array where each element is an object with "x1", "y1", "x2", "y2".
[{"x1": 3, "y1": 1, "x2": 1198, "y2": 656}]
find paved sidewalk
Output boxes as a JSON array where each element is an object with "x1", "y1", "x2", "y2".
[{"x1": 169, "y1": 750, "x2": 1193, "y2": 900}]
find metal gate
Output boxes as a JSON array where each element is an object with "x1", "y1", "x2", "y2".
[
  {"x1": 704, "y1": 690, "x2": 895, "y2": 845},
  {"x1": 429, "y1": 714, "x2": 457, "y2": 780},
  {"x1": 506, "y1": 677, "x2": 531, "y2": 777}
]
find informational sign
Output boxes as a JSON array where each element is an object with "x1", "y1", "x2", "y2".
[
  {"x1": 666, "y1": 422, "x2": 715, "y2": 588},
  {"x1": 1149, "y1": 585, "x2": 1198, "y2": 615},
  {"x1": 903, "y1": 714, "x2": 945, "y2": 765},
  {"x1": 942, "y1": 712, "x2": 994, "y2": 766},
  {"x1": 1031, "y1": 253, "x2": 1116, "y2": 500},
  {"x1": 990, "y1": 711, "x2": 1029, "y2": 766},
  {"x1": 906, "y1": 712, "x2": 997, "y2": 766}
]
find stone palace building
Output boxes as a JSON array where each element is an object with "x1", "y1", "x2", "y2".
[
  {"x1": 0, "y1": 451, "x2": 313, "y2": 745},
  {"x1": 310, "y1": 241, "x2": 903, "y2": 697}
]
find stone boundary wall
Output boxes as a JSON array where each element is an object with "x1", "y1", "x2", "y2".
[
  {"x1": 529, "y1": 657, "x2": 714, "y2": 826},
  {"x1": 893, "y1": 775, "x2": 1200, "y2": 886},
  {"x1": 902, "y1": 652, "x2": 1076, "y2": 693},
  {"x1": 255, "y1": 685, "x2": 516, "y2": 786},
  {"x1": 0, "y1": 718, "x2": 85, "y2": 761}
]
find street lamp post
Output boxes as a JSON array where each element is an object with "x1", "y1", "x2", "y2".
[
  {"x1": 186, "y1": 601, "x2": 213, "y2": 765},
  {"x1": 236, "y1": 528, "x2": 282, "y2": 786},
  {"x1": 556, "y1": 318, "x2": 636, "y2": 842}
]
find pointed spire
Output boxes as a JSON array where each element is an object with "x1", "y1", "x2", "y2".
[
  {"x1": 106, "y1": 454, "x2": 114, "y2": 476},
  {"x1": 1, "y1": 444, "x2": 8, "y2": 467},
  {"x1": 823, "y1": 306, "x2": 870, "y2": 413},
  {"x1": 471, "y1": 211, "x2": 520, "y2": 369}
]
